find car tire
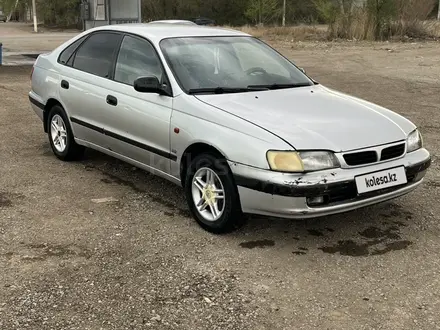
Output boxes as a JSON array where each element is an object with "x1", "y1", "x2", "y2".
[
  {"x1": 184, "y1": 153, "x2": 244, "y2": 234},
  {"x1": 47, "y1": 105, "x2": 84, "y2": 161}
]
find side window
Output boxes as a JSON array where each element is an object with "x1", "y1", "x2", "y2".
[
  {"x1": 73, "y1": 32, "x2": 122, "y2": 78},
  {"x1": 114, "y1": 35, "x2": 163, "y2": 86},
  {"x1": 58, "y1": 36, "x2": 87, "y2": 66}
]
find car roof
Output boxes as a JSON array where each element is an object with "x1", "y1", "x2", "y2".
[
  {"x1": 87, "y1": 23, "x2": 249, "y2": 43},
  {"x1": 148, "y1": 19, "x2": 197, "y2": 25}
]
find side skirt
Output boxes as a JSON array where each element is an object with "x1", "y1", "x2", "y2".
[{"x1": 75, "y1": 138, "x2": 182, "y2": 187}]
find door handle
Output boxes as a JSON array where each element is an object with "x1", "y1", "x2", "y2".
[
  {"x1": 61, "y1": 80, "x2": 69, "y2": 89},
  {"x1": 106, "y1": 95, "x2": 118, "y2": 106}
]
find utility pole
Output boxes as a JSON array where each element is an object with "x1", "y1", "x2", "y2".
[
  {"x1": 438, "y1": 0, "x2": 440, "y2": 20},
  {"x1": 282, "y1": 0, "x2": 286, "y2": 26},
  {"x1": 259, "y1": 0, "x2": 262, "y2": 25},
  {"x1": 32, "y1": 0, "x2": 38, "y2": 32}
]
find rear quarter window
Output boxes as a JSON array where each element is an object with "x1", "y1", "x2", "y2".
[{"x1": 58, "y1": 36, "x2": 88, "y2": 66}]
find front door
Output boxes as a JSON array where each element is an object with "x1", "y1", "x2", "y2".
[{"x1": 97, "y1": 34, "x2": 174, "y2": 175}]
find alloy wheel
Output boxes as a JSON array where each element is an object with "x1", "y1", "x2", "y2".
[
  {"x1": 50, "y1": 114, "x2": 68, "y2": 153},
  {"x1": 191, "y1": 167, "x2": 226, "y2": 221}
]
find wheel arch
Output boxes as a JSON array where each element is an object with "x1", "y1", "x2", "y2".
[
  {"x1": 43, "y1": 98, "x2": 64, "y2": 133},
  {"x1": 179, "y1": 142, "x2": 228, "y2": 187}
]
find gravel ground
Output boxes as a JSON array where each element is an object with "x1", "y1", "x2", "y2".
[{"x1": 0, "y1": 27, "x2": 440, "y2": 329}]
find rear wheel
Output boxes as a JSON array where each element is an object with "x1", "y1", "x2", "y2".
[
  {"x1": 184, "y1": 153, "x2": 244, "y2": 234},
  {"x1": 47, "y1": 105, "x2": 84, "y2": 161}
]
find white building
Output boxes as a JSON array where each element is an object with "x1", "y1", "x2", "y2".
[{"x1": 83, "y1": 0, "x2": 142, "y2": 31}]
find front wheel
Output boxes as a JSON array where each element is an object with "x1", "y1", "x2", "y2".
[{"x1": 184, "y1": 153, "x2": 244, "y2": 234}]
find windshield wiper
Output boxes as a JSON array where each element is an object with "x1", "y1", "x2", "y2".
[
  {"x1": 188, "y1": 87, "x2": 267, "y2": 95},
  {"x1": 247, "y1": 83, "x2": 313, "y2": 90}
]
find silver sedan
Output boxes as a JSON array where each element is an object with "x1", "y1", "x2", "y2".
[{"x1": 28, "y1": 24, "x2": 431, "y2": 233}]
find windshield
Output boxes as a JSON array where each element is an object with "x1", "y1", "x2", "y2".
[{"x1": 159, "y1": 36, "x2": 314, "y2": 94}]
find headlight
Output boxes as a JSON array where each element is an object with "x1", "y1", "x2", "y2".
[
  {"x1": 267, "y1": 150, "x2": 340, "y2": 172},
  {"x1": 299, "y1": 151, "x2": 340, "y2": 172},
  {"x1": 407, "y1": 129, "x2": 423, "y2": 153}
]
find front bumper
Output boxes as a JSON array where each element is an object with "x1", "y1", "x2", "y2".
[{"x1": 229, "y1": 148, "x2": 431, "y2": 219}]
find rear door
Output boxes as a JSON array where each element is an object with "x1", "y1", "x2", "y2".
[{"x1": 58, "y1": 31, "x2": 123, "y2": 147}]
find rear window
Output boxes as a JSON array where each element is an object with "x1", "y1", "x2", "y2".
[{"x1": 72, "y1": 32, "x2": 122, "y2": 78}]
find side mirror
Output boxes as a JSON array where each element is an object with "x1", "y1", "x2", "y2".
[{"x1": 134, "y1": 76, "x2": 170, "y2": 96}]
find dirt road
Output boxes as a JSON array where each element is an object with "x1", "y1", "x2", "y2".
[
  {"x1": 0, "y1": 26, "x2": 440, "y2": 329},
  {"x1": 0, "y1": 22, "x2": 77, "y2": 52}
]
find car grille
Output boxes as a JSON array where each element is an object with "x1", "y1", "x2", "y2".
[
  {"x1": 380, "y1": 143, "x2": 405, "y2": 161},
  {"x1": 343, "y1": 143, "x2": 406, "y2": 166},
  {"x1": 343, "y1": 151, "x2": 378, "y2": 166}
]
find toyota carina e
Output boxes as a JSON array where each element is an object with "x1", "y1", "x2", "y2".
[{"x1": 28, "y1": 23, "x2": 431, "y2": 233}]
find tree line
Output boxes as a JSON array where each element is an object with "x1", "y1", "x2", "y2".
[
  {"x1": 0, "y1": 0, "x2": 438, "y2": 38},
  {"x1": 0, "y1": 0, "x2": 330, "y2": 27}
]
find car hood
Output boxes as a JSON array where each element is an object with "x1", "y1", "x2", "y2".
[{"x1": 195, "y1": 85, "x2": 415, "y2": 152}]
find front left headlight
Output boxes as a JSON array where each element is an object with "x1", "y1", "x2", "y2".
[
  {"x1": 407, "y1": 129, "x2": 423, "y2": 153},
  {"x1": 267, "y1": 150, "x2": 340, "y2": 173}
]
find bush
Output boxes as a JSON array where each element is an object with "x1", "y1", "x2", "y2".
[{"x1": 314, "y1": 0, "x2": 438, "y2": 40}]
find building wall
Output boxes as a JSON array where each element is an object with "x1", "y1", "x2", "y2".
[
  {"x1": 85, "y1": 19, "x2": 109, "y2": 30},
  {"x1": 109, "y1": 0, "x2": 140, "y2": 20},
  {"x1": 84, "y1": 0, "x2": 141, "y2": 30},
  {"x1": 88, "y1": 0, "x2": 109, "y2": 21}
]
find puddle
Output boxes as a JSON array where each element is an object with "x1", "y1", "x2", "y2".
[
  {"x1": 0, "y1": 193, "x2": 12, "y2": 207},
  {"x1": 319, "y1": 239, "x2": 378, "y2": 256},
  {"x1": 319, "y1": 216, "x2": 412, "y2": 257},
  {"x1": 0, "y1": 191, "x2": 24, "y2": 207},
  {"x1": 319, "y1": 231, "x2": 412, "y2": 257},
  {"x1": 359, "y1": 226, "x2": 400, "y2": 240},
  {"x1": 100, "y1": 174, "x2": 145, "y2": 193},
  {"x1": 370, "y1": 241, "x2": 412, "y2": 255},
  {"x1": 308, "y1": 229, "x2": 324, "y2": 237},
  {"x1": 239, "y1": 239, "x2": 275, "y2": 249}
]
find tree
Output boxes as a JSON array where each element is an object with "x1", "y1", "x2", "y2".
[{"x1": 245, "y1": 0, "x2": 282, "y2": 24}]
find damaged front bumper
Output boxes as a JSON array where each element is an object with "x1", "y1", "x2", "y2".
[{"x1": 229, "y1": 148, "x2": 431, "y2": 219}]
